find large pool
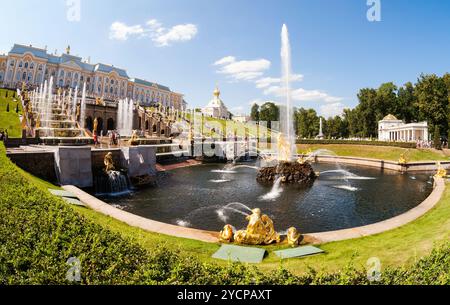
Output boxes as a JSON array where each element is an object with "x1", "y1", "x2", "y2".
[{"x1": 104, "y1": 162, "x2": 434, "y2": 234}]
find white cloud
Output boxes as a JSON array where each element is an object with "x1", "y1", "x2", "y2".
[
  {"x1": 320, "y1": 102, "x2": 345, "y2": 118},
  {"x1": 214, "y1": 56, "x2": 236, "y2": 66},
  {"x1": 153, "y1": 24, "x2": 198, "y2": 47},
  {"x1": 214, "y1": 56, "x2": 271, "y2": 81},
  {"x1": 109, "y1": 19, "x2": 197, "y2": 47},
  {"x1": 109, "y1": 22, "x2": 145, "y2": 41},
  {"x1": 255, "y1": 74, "x2": 303, "y2": 89},
  {"x1": 262, "y1": 85, "x2": 342, "y2": 104}
]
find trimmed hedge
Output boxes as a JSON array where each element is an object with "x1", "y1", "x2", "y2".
[
  {"x1": 297, "y1": 139, "x2": 416, "y2": 148},
  {"x1": 0, "y1": 143, "x2": 448, "y2": 284}
]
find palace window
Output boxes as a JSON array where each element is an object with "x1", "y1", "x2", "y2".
[
  {"x1": 0, "y1": 72, "x2": 3, "y2": 81},
  {"x1": 60, "y1": 70, "x2": 64, "y2": 77},
  {"x1": 68, "y1": 72, "x2": 72, "y2": 78},
  {"x1": 10, "y1": 60, "x2": 15, "y2": 67},
  {"x1": 22, "y1": 72, "x2": 27, "y2": 81},
  {"x1": 19, "y1": 61, "x2": 23, "y2": 68},
  {"x1": 30, "y1": 63, "x2": 34, "y2": 69},
  {"x1": 38, "y1": 64, "x2": 43, "y2": 71},
  {"x1": 24, "y1": 62, "x2": 28, "y2": 69}
]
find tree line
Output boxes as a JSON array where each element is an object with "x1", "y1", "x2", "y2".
[{"x1": 250, "y1": 73, "x2": 450, "y2": 140}]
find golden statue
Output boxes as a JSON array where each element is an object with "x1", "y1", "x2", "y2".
[
  {"x1": 104, "y1": 152, "x2": 115, "y2": 172},
  {"x1": 277, "y1": 133, "x2": 291, "y2": 162},
  {"x1": 297, "y1": 156, "x2": 306, "y2": 164},
  {"x1": 93, "y1": 118, "x2": 98, "y2": 134},
  {"x1": 129, "y1": 130, "x2": 139, "y2": 145},
  {"x1": 233, "y1": 208, "x2": 280, "y2": 245},
  {"x1": 35, "y1": 116, "x2": 40, "y2": 129},
  {"x1": 286, "y1": 227, "x2": 301, "y2": 247},
  {"x1": 398, "y1": 153, "x2": 408, "y2": 165},
  {"x1": 219, "y1": 224, "x2": 234, "y2": 243},
  {"x1": 434, "y1": 162, "x2": 447, "y2": 178}
]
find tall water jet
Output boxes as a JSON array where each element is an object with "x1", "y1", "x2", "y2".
[
  {"x1": 256, "y1": 24, "x2": 317, "y2": 186},
  {"x1": 80, "y1": 82, "x2": 86, "y2": 128},
  {"x1": 278, "y1": 24, "x2": 296, "y2": 161},
  {"x1": 117, "y1": 98, "x2": 134, "y2": 136},
  {"x1": 72, "y1": 85, "x2": 78, "y2": 121}
]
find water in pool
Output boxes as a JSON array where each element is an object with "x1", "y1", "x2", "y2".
[{"x1": 103, "y1": 162, "x2": 434, "y2": 234}]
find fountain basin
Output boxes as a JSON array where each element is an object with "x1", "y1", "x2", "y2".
[{"x1": 103, "y1": 162, "x2": 434, "y2": 234}]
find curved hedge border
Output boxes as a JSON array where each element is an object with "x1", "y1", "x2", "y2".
[
  {"x1": 0, "y1": 143, "x2": 448, "y2": 284},
  {"x1": 297, "y1": 139, "x2": 416, "y2": 148}
]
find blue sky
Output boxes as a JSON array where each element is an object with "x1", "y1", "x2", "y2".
[{"x1": 2, "y1": 0, "x2": 450, "y2": 117}]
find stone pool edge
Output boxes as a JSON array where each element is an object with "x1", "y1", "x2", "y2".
[
  {"x1": 62, "y1": 177, "x2": 445, "y2": 245},
  {"x1": 62, "y1": 185, "x2": 219, "y2": 243}
]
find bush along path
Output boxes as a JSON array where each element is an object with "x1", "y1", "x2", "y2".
[{"x1": 0, "y1": 143, "x2": 449, "y2": 284}]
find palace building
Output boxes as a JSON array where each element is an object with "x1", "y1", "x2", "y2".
[
  {"x1": 0, "y1": 44, "x2": 186, "y2": 110},
  {"x1": 378, "y1": 114, "x2": 429, "y2": 142}
]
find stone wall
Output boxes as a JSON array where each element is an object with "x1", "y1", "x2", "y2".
[{"x1": 54, "y1": 147, "x2": 93, "y2": 188}]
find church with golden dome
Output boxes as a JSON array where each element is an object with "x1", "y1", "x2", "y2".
[{"x1": 201, "y1": 86, "x2": 231, "y2": 119}]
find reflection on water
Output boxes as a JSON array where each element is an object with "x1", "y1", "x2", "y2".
[{"x1": 103, "y1": 163, "x2": 434, "y2": 234}]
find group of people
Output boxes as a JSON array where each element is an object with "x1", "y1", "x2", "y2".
[
  {"x1": 0, "y1": 129, "x2": 8, "y2": 142},
  {"x1": 416, "y1": 138, "x2": 449, "y2": 149}
]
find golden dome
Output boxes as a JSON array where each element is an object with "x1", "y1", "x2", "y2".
[
  {"x1": 213, "y1": 86, "x2": 220, "y2": 97},
  {"x1": 383, "y1": 114, "x2": 398, "y2": 121}
]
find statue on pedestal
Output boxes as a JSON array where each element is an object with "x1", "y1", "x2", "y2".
[
  {"x1": 434, "y1": 162, "x2": 447, "y2": 178},
  {"x1": 232, "y1": 208, "x2": 280, "y2": 245},
  {"x1": 104, "y1": 152, "x2": 115, "y2": 172},
  {"x1": 286, "y1": 227, "x2": 301, "y2": 247}
]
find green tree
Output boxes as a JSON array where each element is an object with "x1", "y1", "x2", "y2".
[
  {"x1": 376, "y1": 82, "x2": 398, "y2": 120},
  {"x1": 295, "y1": 108, "x2": 319, "y2": 138},
  {"x1": 433, "y1": 126, "x2": 441, "y2": 150},
  {"x1": 250, "y1": 103, "x2": 260, "y2": 121},
  {"x1": 397, "y1": 82, "x2": 417, "y2": 123},
  {"x1": 357, "y1": 88, "x2": 378, "y2": 137},
  {"x1": 259, "y1": 102, "x2": 279, "y2": 128},
  {"x1": 415, "y1": 74, "x2": 448, "y2": 136}
]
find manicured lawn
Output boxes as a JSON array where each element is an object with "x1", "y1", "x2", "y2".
[
  {"x1": 297, "y1": 144, "x2": 450, "y2": 162},
  {"x1": 0, "y1": 89, "x2": 22, "y2": 138}
]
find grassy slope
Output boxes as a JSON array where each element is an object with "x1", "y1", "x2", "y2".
[
  {"x1": 0, "y1": 89, "x2": 22, "y2": 138},
  {"x1": 297, "y1": 144, "x2": 450, "y2": 162}
]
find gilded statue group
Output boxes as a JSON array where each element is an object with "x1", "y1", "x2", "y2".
[{"x1": 219, "y1": 208, "x2": 302, "y2": 247}]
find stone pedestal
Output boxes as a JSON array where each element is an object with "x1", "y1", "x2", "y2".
[
  {"x1": 54, "y1": 147, "x2": 93, "y2": 187},
  {"x1": 120, "y1": 146, "x2": 156, "y2": 178}
]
